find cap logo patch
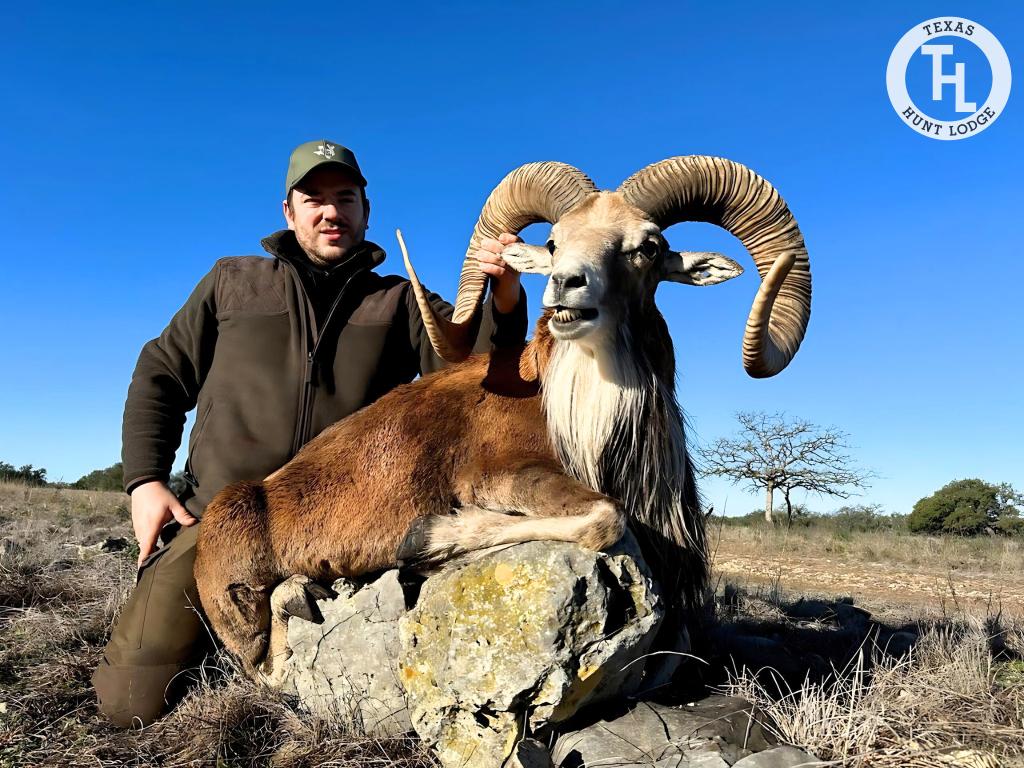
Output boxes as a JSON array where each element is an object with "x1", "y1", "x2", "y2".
[{"x1": 314, "y1": 143, "x2": 336, "y2": 159}]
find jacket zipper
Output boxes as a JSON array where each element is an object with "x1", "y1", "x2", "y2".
[
  {"x1": 285, "y1": 259, "x2": 369, "y2": 455},
  {"x1": 292, "y1": 349, "x2": 316, "y2": 456}
]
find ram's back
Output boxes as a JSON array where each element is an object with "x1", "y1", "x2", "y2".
[{"x1": 257, "y1": 347, "x2": 551, "y2": 577}]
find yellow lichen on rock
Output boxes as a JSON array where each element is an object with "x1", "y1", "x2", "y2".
[{"x1": 493, "y1": 562, "x2": 515, "y2": 585}]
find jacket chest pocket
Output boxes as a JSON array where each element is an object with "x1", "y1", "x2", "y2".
[
  {"x1": 207, "y1": 312, "x2": 299, "y2": 393},
  {"x1": 185, "y1": 400, "x2": 215, "y2": 486}
]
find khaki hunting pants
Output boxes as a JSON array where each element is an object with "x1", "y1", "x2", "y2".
[{"x1": 91, "y1": 523, "x2": 213, "y2": 727}]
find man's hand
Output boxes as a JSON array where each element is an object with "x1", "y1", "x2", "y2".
[
  {"x1": 477, "y1": 233, "x2": 522, "y2": 314},
  {"x1": 130, "y1": 480, "x2": 197, "y2": 566}
]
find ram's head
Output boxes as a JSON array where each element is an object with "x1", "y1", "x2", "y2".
[{"x1": 403, "y1": 156, "x2": 812, "y2": 378}]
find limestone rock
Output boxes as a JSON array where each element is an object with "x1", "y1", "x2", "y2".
[
  {"x1": 283, "y1": 569, "x2": 412, "y2": 736},
  {"x1": 398, "y1": 532, "x2": 667, "y2": 768},
  {"x1": 833, "y1": 602, "x2": 872, "y2": 629},
  {"x1": 551, "y1": 696, "x2": 773, "y2": 767}
]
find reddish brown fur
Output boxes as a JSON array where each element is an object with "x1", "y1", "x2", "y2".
[{"x1": 194, "y1": 317, "x2": 624, "y2": 671}]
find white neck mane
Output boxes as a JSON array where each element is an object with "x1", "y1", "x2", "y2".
[
  {"x1": 541, "y1": 341, "x2": 643, "y2": 490},
  {"x1": 540, "y1": 336, "x2": 700, "y2": 550}
]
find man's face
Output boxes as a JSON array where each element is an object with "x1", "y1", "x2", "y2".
[{"x1": 283, "y1": 166, "x2": 369, "y2": 265}]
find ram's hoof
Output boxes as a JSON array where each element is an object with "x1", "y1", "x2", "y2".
[
  {"x1": 257, "y1": 653, "x2": 292, "y2": 689},
  {"x1": 306, "y1": 581, "x2": 336, "y2": 602},
  {"x1": 396, "y1": 516, "x2": 433, "y2": 566},
  {"x1": 270, "y1": 575, "x2": 333, "y2": 625}
]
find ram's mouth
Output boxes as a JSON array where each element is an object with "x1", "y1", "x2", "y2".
[{"x1": 551, "y1": 306, "x2": 599, "y2": 326}]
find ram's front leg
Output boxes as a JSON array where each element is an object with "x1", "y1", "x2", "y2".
[
  {"x1": 258, "y1": 575, "x2": 335, "y2": 688},
  {"x1": 396, "y1": 458, "x2": 626, "y2": 566}
]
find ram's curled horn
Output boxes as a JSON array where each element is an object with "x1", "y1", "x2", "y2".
[
  {"x1": 618, "y1": 156, "x2": 812, "y2": 379},
  {"x1": 404, "y1": 162, "x2": 598, "y2": 363}
]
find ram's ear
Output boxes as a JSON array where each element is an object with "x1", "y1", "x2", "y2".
[
  {"x1": 663, "y1": 250, "x2": 744, "y2": 286},
  {"x1": 500, "y1": 242, "x2": 553, "y2": 275}
]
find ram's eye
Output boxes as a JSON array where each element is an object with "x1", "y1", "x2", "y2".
[
  {"x1": 546, "y1": 240, "x2": 556, "y2": 255},
  {"x1": 638, "y1": 240, "x2": 660, "y2": 259}
]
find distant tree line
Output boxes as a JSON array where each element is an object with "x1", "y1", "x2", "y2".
[
  {"x1": 720, "y1": 503, "x2": 909, "y2": 534},
  {"x1": 9, "y1": 446, "x2": 1023, "y2": 539},
  {"x1": 718, "y1": 483, "x2": 1022, "y2": 538},
  {"x1": 0, "y1": 461, "x2": 48, "y2": 486},
  {"x1": 71, "y1": 462, "x2": 187, "y2": 495},
  {"x1": 2, "y1": 459, "x2": 187, "y2": 496}
]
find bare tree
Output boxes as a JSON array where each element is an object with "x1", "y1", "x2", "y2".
[{"x1": 703, "y1": 411, "x2": 873, "y2": 525}]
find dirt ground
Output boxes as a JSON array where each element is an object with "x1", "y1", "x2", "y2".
[{"x1": 711, "y1": 529, "x2": 1024, "y2": 619}]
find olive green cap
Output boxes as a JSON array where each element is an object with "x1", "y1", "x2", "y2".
[{"x1": 285, "y1": 139, "x2": 366, "y2": 197}]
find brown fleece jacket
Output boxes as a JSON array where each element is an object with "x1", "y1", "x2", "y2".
[{"x1": 121, "y1": 230, "x2": 527, "y2": 520}]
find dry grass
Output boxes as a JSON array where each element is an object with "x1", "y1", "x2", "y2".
[
  {"x1": 724, "y1": 619, "x2": 1024, "y2": 767},
  {"x1": 705, "y1": 579, "x2": 1024, "y2": 767},
  {"x1": 716, "y1": 523, "x2": 1024, "y2": 578},
  {"x1": 1, "y1": 483, "x2": 1022, "y2": 766},
  {"x1": 0, "y1": 484, "x2": 436, "y2": 768}
]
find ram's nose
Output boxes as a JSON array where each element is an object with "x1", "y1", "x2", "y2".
[{"x1": 543, "y1": 272, "x2": 588, "y2": 306}]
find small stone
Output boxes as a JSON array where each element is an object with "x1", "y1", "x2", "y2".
[
  {"x1": 709, "y1": 630, "x2": 808, "y2": 691},
  {"x1": 73, "y1": 536, "x2": 130, "y2": 559},
  {"x1": 670, "y1": 756, "x2": 731, "y2": 768},
  {"x1": 784, "y1": 598, "x2": 833, "y2": 623},
  {"x1": 834, "y1": 602, "x2": 871, "y2": 628},
  {"x1": 0, "y1": 537, "x2": 24, "y2": 558},
  {"x1": 732, "y1": 745, "x2": 823, "y2": 767},
  {"x1": 552, "y1": 696, "x2": 773, "y2": 767},
  {"x1": 99, "y1": 536, "x2": 129, "y2": 552}
]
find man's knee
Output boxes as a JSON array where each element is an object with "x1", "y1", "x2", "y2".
[
  {"x1": 92, "y1": 659, "x2": 188, "y2": 727},
  {"x1": 93, "y1": 524, "x2": 210, "y2": 726}
]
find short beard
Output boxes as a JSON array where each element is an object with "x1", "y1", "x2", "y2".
[{"x1": 294, "y1": 227, "x2": 362, "y2": 267}]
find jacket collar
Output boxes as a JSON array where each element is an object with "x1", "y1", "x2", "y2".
[{"x1": 260, "y1": 230, "x2": 386, "y2": 273}]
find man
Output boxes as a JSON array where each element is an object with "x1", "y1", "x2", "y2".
[{"x1": 93, "y1": 140, "x2": 526, "y2": 727}]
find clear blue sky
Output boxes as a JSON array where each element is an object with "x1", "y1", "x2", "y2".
[{"x1": 2, "y1": 2, "x2": 1020, "y2": 516}]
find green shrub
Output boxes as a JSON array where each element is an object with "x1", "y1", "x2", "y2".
[
  {"x1": 719, "y1": 510, "x2": 779, "y2": 527},
  {"x1": 942, "y1": 504, "x2": 988, "y2": 535},
  {"x1": 909, "y1": 479, "x2": 1022, "y2": 536},
  {"x1": 908, "y1": 495, "x2": 948, "y2": 534}
]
